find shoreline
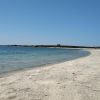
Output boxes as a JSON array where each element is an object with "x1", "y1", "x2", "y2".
[
  {"x1": 0, "y1": 49, "x2": 100, "y2": 100},
  {"x1": 0, "y1": 48, "x2": 90, "y2": 78}
]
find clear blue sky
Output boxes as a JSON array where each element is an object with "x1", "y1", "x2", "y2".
[{"x1": 0, "y1": 0, "x2": 100, "y2": 46}]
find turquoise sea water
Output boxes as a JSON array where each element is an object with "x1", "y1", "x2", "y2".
[{"x1": 0, "y1": 46, "x2": 90, "y2": 74}]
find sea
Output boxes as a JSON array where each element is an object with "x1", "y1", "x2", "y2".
[{"x1": 0, "y1": 45, "x2": 90, "y2": 74}]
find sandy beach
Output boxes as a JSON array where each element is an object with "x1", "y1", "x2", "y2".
[{"x1": 0, "y1": 49, "x2": 100, "y2": 100}]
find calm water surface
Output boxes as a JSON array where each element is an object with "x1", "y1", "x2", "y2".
[{"x1": 0, "y1": 46, "x2": 90, "y2": 74}]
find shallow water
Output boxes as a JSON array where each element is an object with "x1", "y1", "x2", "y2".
[{"x1": 0, "y1": 46, "x2": 90, "y2": 74}]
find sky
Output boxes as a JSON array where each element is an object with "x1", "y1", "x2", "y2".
[{"x1": 0, "y1": 0, "x2": 100, "y2": 46}]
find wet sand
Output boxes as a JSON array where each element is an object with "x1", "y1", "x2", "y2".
[{"x1": 0, "y1": 49, "x2": 100, "y2": 100}]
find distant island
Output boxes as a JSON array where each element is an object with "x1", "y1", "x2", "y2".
[{"x1": 2, "y1": 44, "x2": 100, "y2": 49}]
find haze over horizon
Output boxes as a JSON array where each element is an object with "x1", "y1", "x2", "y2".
[{"x1": 0, "y1": 0, "x2": 100, "y2": 46}]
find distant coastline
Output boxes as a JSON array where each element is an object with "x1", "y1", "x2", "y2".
[{"x1": 0, "y1": 44, "x2": 100, "y2": 49}]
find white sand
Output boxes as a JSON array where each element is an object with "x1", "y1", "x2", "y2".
[{"x1": 0, "y1": 49, "x2": 100, "y2": 100}]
